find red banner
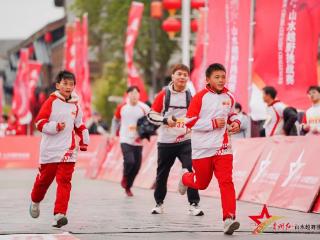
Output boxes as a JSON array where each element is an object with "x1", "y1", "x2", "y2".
[
  {"x1": 206, "y1": 0, "x2": 251, "y2": 112},
  {"x1": 0, "y1": 75, "x2": 3, "y2": 122},
  {"x1": 0, "y1": 135, "x2": 106, "y2": 169},
  {"x1": 64, "y1": 16, "x2": 92, "y2": 122},
  {"x1": 81, "y1": 13, "x2": 92, "y2": 121},
  {"x1": 12, "y1": 49, "x2": 32, "y2": 124},
  {"x1": 124, "y1": 1, "x2": 148, "y2": 101},
  {"x1": 253, "y1": 0, "x2": 320, "y2": 110},
  {"x1": 239, "y1": 137, "x2": 299, "y2": 204},
  {"x1": 64, "y1": 24, "x2": 76, "y2": 73},
  {"x1": 267, "y1": 136, "x2": 320, "y2": 212},
  {"x1": 191, "y1": 9, "x2": 206, "y2": 92},
  {"x1": 28, "y1": 61, "x2": 42, "y2": 109}
]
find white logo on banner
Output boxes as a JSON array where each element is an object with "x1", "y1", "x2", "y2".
[
  {"x1": 281, "y1": 150, "x2": 305, "y2": 187},
  {"x1": 252, "y1": 151, "x2": 272, "y2": 183}
]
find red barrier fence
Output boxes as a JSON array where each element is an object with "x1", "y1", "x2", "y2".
[
  {"x1": 0, "y1": 135, "x2": 107, "y2": 169},
  {"x1": 0, "y1": 135, "x2": 319, "y2": 213}
]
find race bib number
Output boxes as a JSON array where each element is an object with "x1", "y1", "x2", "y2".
[{"x1": 175, "y1": 118, "x2": 186, "y2": 129}]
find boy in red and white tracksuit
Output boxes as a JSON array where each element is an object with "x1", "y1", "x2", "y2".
[
  {"x1": 262, "y1": 86, "x2": 286, "y2": 136},
  {"x1": 302, "y1": 86, "x2": 320, "y2": 135},
  {"x1": 179, "y1": 63, "x2": 241, "y2": 235},
  {"x1": 29, "y1": 70, "x2": 89, "y2": 228}
]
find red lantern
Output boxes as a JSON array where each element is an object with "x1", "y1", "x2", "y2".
[
  {"x1": 191, "y1": 19, "x2": 198, "y2": 32},
  {"x1": 163, "y1": 0, "x2": 181, "y2": 16},
  {"x1": 191, "y1": 0, "x2": 205, "y2": 9},
  {"x1": 44, "y1": 32, "x2": 52, "y2": 43},
  {"x1": 162, "y1": 17, "x2": 181, "y2": 39},
  {"x1": 151, "y1": 1, "x2": 163, "y2": 19}
]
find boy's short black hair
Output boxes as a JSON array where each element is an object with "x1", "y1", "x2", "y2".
[
  {"x1": 205, "y1": 63, "x2": 226, "y2": 78},
  {"x1": 126, "y1": 86, "x2": 140, "y2": 93},
  {"x1": 262, "y1": 86, "x2": 277, "y2": 99},
  {"x1": 307, "y1": 85, "x2": 320, "y2": 93},
  {"x1": 235, "y1": 102, "x2": 242, "y2": 111},
  {"x1": 56, "y1": 70, "x2": 76, "y2": 84}
]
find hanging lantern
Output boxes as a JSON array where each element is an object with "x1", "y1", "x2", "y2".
[
  {"x1": 191, "y1": 0, "x2": 205, "y2": 9},
  {"x1": 163, "y1": 0, "x2": 181, "y2": 16},
  {"x1": 44, "y1": 32, "x2": 52, "y2": 43},
  {"x1": 162, "y1": 17, "x2": 181, "y2": 39},
  {"x1": 191, "y1": 19, "x2": 198, "y2": 32},
  {"x1": 151, "y1": 1, "x2": 163, "y2": 19}
]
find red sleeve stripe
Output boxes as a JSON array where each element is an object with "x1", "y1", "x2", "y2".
[
  {"x1": 270, "y1": 106, "x2": 280, "y2": 136},
  {"x1": 34, "y1": 95, "x2": 55, "y2": 130},
  {"x1": 151, "y1": 90, "x2": 165, "y2": 113},
  {"x1": 185, "y1": 116, "x2": 198, "y2": 129},
  {"x1": 36, "y1": 119, "x2": 49, "y2": 132},
  {"x1": 114, "y1": 103, "x2": 125, "y2": 119}
]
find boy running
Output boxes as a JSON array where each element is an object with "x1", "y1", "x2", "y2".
[
  {"x1": 29, "y1": 70, "x2": 89, "y2": 228},
  {"x1": 179, "y1": 63, "x2": 241, "y2": 235}
]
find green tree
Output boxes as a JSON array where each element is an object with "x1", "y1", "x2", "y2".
[{"x1": 72, "y1": 0, "x2": 178, "y2": 122}]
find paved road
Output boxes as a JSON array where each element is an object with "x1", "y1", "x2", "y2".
[{"x1": 0, "y1": 169, "x2": 319, "y2": 240}]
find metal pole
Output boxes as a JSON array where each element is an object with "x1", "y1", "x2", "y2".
[
  {"x1": 181, "y1": 0, "x2": 191, "y2": 67},
  {"x1": 248, "y1": 0, "x2": 255, "y2": 115}
]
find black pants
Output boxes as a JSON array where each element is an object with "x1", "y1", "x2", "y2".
[
  {"x1": 154, "y1": 140, "x2": 200, "y2": 204},
  {"x1": 120, "y1": 143, "x2": 142, "y2": 189}
]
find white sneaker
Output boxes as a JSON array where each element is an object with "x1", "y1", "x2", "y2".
[
  {"x1": 151, "y1": 203, "x2": 164, "y2": 214},
  {"x1": 178, "y1": 168, "x2": 188, "y2": 195},
  {"x1": 52, "y1": 213, "x2": 68, "y2": 228},
  {"x1": 189, "y1": 203, "x2": 204, "y2": 216},
  {"x1": 29, "y1": 201, "x2": 40, "y2": 218},
  {"x1": 223, "y1": 218, "x2": 240, "y2": 235}
]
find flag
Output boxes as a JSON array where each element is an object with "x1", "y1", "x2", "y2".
[
  {"x1": 125, "y1": 1, "x2": 148, "y2": 101},
  {"x1": 190, "y1": 8, "x2": 206, "y2": 92},
  {"x1": 12, "y1": 49, "x2": 32, "y2": 124},
  {"x1": 82, "y1": 13, "x2": 92, "y2": 120},
  {"x1": 206, "y1": 0, "x2": 251, "y2": 112}
]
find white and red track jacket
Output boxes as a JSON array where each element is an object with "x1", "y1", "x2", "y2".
[
  {"x1": 302, "y1": 103, "x2": 320, "y2": 134},
  {"x1": 113, "y1": 101, "x2": 150, "y2": 146},
  {"x1": 148, "y1": 82, "x2": 191, "y2": 144},
  {"x1": 35, "y1": 91, "x2": 89, "y2": 164},
  {"x1": 263, "y1": 100, "x2": 286, "y2": 136},
  {"x1": 185, "y1": 86, "x2": 241, "y2": 159}
]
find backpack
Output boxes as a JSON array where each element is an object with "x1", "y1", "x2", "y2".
[
  {"x1": 136, "y1": 87, "x2": 192, "y2": 140},
  {"x1": 137, "y1": 115, "x2": 159, "y2": 140},
  {"x1": 163, "y1": 86, "x2": 192, "y2": 115}
]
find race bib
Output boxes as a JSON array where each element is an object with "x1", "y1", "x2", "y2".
[{"x1": 175, "y1": 118, "x2": 186, "y2": 129}]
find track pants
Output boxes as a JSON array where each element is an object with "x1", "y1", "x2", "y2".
[
  {"x1": 31, "y1": 162, "x2": 75, "y2": 215},
  {"x1": 120, "y1": 143, "x2": 142, "y2": 189},
  {"x1": 182, "y1": 154, "x2": 236, "y2": 220},
  {"x1": 154, "y1": 140, "x2": 200, "y2": 204}
]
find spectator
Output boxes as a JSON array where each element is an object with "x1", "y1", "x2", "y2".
[
  {"x1": 86, "y1": 112, "x2": 108, "y2": 135},
  {"x1": 0, "y1": 114, "x2": 8, "y2": 137},
  {"x1": 301, "y1": 86, "x2": 320, "y2": 135},
  {"x1": 231, "y1": 102, "x2": 251, "y2": 139},
  {"x1": 262, "y1": 86, "x2": 286, "y2": 136},
  {"x1": 5, "y1": 112, "x2": 27, "y2": 135},
  {"x1": 283, "y1": 106, "x2": 299, "y2": 136}
]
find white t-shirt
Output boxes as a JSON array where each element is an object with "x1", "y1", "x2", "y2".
[{"x1": 114, "y1": 101, "x2": 150, "y2": 146}]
